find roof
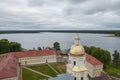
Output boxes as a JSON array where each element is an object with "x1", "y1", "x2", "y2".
[
  {"x1": 14, "y1": 48, "x2": 57, "y2": 58},
  {"x1": 72, "y1": 66, "x2": 87, "y2": 72},
  {"x1": 0, "y1": 53, "x2": 18, "y2": 79},
  {"x1": 86, "y1": 54, "x2": 103, "y2": 65}
]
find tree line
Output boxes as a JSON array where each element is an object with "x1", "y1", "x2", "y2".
[
  {"x1": 0, "y1": 39, "x2": 22, "y2": 54},
  {"x1": 115, "y1": 32, "x2": 120, "y2": 36},
  {"x1": 112, "y1": 50, "x2": 120, "y2": 66}
]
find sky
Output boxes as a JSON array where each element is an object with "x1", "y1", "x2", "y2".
[{"x1": 0, "y1": 0, "x2": 120, "y2": 30}]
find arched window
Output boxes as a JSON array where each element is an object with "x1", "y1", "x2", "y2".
[
  {"x1": 81, "y1": 77, "x2": 83, "y2": 80},
  {"x1": 74, "y1": 61, "x2": 76, "y2": 65}
]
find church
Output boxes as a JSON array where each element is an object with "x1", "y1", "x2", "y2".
[{"x1": 67, "y1": 34, "x2": 103, "y2": 80}]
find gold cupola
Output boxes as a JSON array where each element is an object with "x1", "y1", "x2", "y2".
[{"x1": 70, "y1": 34, "x2": 85, "y2": 56}]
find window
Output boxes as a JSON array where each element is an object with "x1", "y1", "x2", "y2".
[
  {"x1": 81, "y1": 77, "x2": 83, "y2": 80},
  {"x1": 74, "y1": 77, "x2": 76, "y2": 80},
  {"x1": 74, "y1": 61, "x2": 76, "y2": 65}
]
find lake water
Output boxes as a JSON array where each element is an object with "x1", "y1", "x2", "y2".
[{"x1": 0, "y1": 33, "x2": 120, "y2": 54}]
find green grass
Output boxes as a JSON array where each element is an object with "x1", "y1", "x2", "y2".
[
  {"x1": 22, "y1": 67, "x2": 48, "y2": 80},
  {"x1": 49, "y1": 62, "x2": 66, "y2": 74},
  {"x1": 104, "y1": 64, "x2": 120, "y2": 78},
  {"x1": 23, "y1": 62, "x2": 66, "y2": 80},
  {"x1": 28, "y1": 64, "x2": 57, "y2": 77}
]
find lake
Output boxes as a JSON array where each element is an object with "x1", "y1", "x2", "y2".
[{"x1": 0, "y1": 33, "x2": 120, "y2": 54}]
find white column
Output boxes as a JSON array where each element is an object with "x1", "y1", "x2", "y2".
[{"x1": 84, "y1": 71, "x2": 88, "y2": 80}]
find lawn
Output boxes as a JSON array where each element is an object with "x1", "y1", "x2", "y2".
[
  {"x1": 28, "y1": 64, "x2": 58, "y2": 77},
  {"x1": 22, "y1": 67, "x2": 48, "y2": 80},
  {"x1": 23, "y1": 62, "x2": 66, "y2": 80},
  {"x1": 49, "y1": 62, "x2": 66, "y2": 74},
  {"x1": 104, "y1": 64, "x2": 120, "y2": 78}
]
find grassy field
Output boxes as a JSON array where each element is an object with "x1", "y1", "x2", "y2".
[
  {"x1": 28, "y1": 64, "x2": 57, "y2": 77},
  {"x1": 49, "y1": 62, "x2": 66, "y2": 74},
  {"x1": 22, "y1": 67, "x2": 48, "y2": 80},
  {"x1": 22, "y1": 62, "x2": 66, "y2": 80},
  {"x1": 104, "y1": 64, "x2": 120, "y2": 78}
]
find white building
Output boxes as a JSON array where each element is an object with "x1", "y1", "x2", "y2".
[
  {"x1": 67, "y1": 34, "x2": 103, "y2": 80},
  {"x1": 14, "y1": 48, "x2": 57, "y2": 65}
]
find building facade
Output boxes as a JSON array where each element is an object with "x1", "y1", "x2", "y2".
[{"x1": 14, "y1": 48, "x2": 57, "y2": 65}]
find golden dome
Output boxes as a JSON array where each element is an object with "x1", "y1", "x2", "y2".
[
  {"x1": 70, "y1": 34, "x2": 85, "y2": 56},
  {"x1": 70, "y1": 44, "x2": 85, "y2": 56},
  {"x1": 75, "y1": 34, "x2": 80, "y2": 40}
]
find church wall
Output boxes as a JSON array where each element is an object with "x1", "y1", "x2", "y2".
[
  {"x1": 69, "y1": 55, "x2": 86, "y2": 66},
  {"x1": 67, "y1": 54, "x2": 86, "y2": 74},
  {"x1": 85, "y1": 61, "x2": 103, "y2": 78},
  {"x1": 85, "y1": 61, "x2": 94, "y2": 77},
  {"x1": 93, "y1": 65, "x2": 103, "y2": 77}
]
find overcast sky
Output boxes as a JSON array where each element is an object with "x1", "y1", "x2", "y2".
[{"x1": 0, "y1": 0, "x2": 120, "y2": 30}]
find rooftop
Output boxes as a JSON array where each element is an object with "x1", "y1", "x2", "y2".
[
  {"x1": 0, "y1": 53, "x2": 18, "y2": 79},
  {"x1": 86, "y1": 54, "x2": 103, "y2": 65},
  {"x1": 14, "y1": 47, "x2": 57, "y2": 58}
]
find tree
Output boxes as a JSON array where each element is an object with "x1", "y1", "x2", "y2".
[
  {"x1": 0, "y1": 39, "x2": 22, "y2": 54},
  {"x1": 9, "y1": 42, "x2": 22, "y2": 52},
  {"x1": 0, "y1": 39, "x2": 10, "y2": 54},
  {"x1": 53, "y1": 42, "x2": 61, "y2": 51},
  {"x1": 37, "y1": 47, "x2": 42, "y2": 50},
  {"x1": 113, "y1": 50, "x2": 120, "y2": 66},
  {"x1": 115, "y1": 32, "x2": 120, "y2": 36}
]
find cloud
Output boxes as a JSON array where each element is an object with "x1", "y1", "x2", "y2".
[
  {"x1": 0, "y1": 0, "x2": 120, "y2": 30},
  {"x1": 27, "y1": 0, "x2": 45, "y2": 7},
  {"x1": 68, "y1": 0, "x2": 87, "y2": 4}
]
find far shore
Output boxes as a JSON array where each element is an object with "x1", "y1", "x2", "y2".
[{"x1": 103, "y1": 34, "x2": 120, "y2": 38}]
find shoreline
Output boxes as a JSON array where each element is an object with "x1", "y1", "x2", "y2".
[{"x1": 103, "y1": 34, "x2": 120, "y2": 38}]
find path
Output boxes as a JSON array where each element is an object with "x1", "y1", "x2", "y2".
[{"x1": 23, "y1": 66, "x2": 52, "y2": 78}]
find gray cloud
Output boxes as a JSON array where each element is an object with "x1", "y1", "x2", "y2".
[
  {"x1": 27, "y1": 0, "x2": 45, "y2": 7},
  {"x1": 68, "y1": 0, "x2": 87, "y2": 4},
  {"x1": 0, "y1": 0, "x2": 120, "y2": 30}
]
